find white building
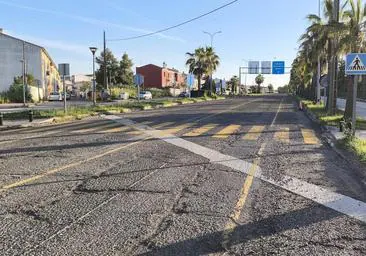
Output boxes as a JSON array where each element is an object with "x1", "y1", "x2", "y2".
[{"x1": 0, "y1": 29, "x2": 60, "y2": 98}]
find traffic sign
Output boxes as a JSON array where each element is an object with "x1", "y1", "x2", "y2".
[
  {"x1": 134, "y1": 74, "x2": 144, "y2": 86},
  {"x1": 272, "y1": 61, "x2": 285, "y2": 74},
  {"x1": 261, "y1": 61, "x2": 271, "y2": 74},
  {"x1": 249, "y1": 61, "x2": 260, "y2": 74},
  {"x1": 187, "y1": 74, "x2": 195, "y2": 88},
  {"x1": 346, "y1": 53, "x2": 366, "y2": 75}
]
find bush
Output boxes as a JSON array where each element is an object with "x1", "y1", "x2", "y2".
[
  {"x1": 7, "y1": 83, "x2": 32, "y2": 103},
  {"x1": 148, "y1": 88, "x2": 171, "y2": 98},
  {"x1": 0, "y1": 91, "x2": 9, "y2": 104}
]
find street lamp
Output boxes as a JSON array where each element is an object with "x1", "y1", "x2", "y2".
[
  {"x1": 89, "y1": 47, "x2": 97, "y2": 106},
  {"x1": 203, "y1": 30, "x2": 222, "y2": 48},
  {"x1": 203, "y1": 31, "x2": 222, "y2": 94}
]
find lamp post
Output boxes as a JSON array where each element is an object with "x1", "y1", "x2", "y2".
[
  {"x1": 203, "y1": 31, "x2": 222, "y2": 48},
  {"x1": 89, "y1": 47, "x2": 97, "y2": 106},
  {"x1": 203, "y1": 31, "x2": 222, "y2": 94},
  {"x1": 241, "y1": 59, "x2": 251, "y2": 94}
]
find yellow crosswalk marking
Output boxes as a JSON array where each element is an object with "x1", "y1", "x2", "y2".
[
  {"x1": 152, "y1": 122, "x2": 175, "y2": 129},
  {"x1": 163, "y1": 123, "x2": 193, "y2": 134},
  {"x1": 275, "y1": 127, "x2": 290, "y2": 143},
  {"x1": 97, "y1": 126, "x2": 130, "y2": 134},
  {"x1": 213, "y1": 125, "x2": 241, "y2": 139},
  {"x1": 71, "y1": 123, "x2": 116, "y2": 134},
  {"x1": 71, "y1": 128, "x2": 98, "y2": 134},
  {"x1": 243, "y1": 125, "x2": 265, "y2": 141},
  {"x1": 184, "y1": 124, "x2": 217, "y2": 137},
  {"x1": 301, "y1": 129, "x2": 320, "y2": 145}
]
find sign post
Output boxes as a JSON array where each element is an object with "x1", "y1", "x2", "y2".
[
  {"x1": 58, "y1": 64, "x2": 70, "y2": 114},
  {"x1": 134, "y1": 74, "x2": 144, "y2": 101},
  {"x1": 345, "y1": 53, "x2": 366, "y2": 135}
]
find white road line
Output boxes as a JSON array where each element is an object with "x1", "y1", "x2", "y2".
[{"x1": 105, "y1": 115, "x2": 366, "y2": 224}]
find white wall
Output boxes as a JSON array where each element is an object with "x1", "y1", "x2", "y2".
[{"x1": 0, "y1": 34, "x2": 42, "y2": 92}]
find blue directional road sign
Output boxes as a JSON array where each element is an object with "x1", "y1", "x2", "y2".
[
  {"x1": 346, "y1": 53, "x2": 366, "y2": 75},
  {"x1": 187, "y1": 74, "x2": 195, "y2": 88},
  {"x1": 134, "y1": 74, "x2": 144, "y2": 86},
  {"x1": 272, "y1": 61, "x2": 285, "y2": 74}
]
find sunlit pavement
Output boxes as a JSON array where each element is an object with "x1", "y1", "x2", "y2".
[{"x1": 0, "y1": 94, "x2": 365, "y2": 255}]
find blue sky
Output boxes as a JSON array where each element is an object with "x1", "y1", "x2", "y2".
[{"x1": 0, "y1": 0, "x2": 322, "y2": 87}]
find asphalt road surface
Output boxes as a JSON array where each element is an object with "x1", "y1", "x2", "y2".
[{"x1": 0, "y1": 95, "x2": 365, "y2": 256}]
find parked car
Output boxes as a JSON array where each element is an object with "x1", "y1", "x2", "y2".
[
  {"x1": 62, "y1": 92, "x2": 71, "y2": 100},
  {"x1": 119, "y1": 92, "x2": 129, "y2": 100},
  {"x1": 139, "y1": 91, "x2": 152, "y2": 100},
  {"x1": 178, "y1": 92, "x2": 190, "y2": 98},
  {"x1": 48, "y1": 92, "x2": 62, "y2": 101}
]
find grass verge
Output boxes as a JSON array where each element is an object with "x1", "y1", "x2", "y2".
[
  {"x1": 338, "y1": 136, "x2": 366, "y2": 163},
  {"x1": 300, "y1": 99, "x2": 366, "y2": 130},
  {"x1": 3, "y1": 96, "x2": 225, "y2": 122}
]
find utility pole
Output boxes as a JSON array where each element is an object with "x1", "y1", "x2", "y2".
[
  {"x1": 316, "y1": 0, "x2": 321, "y2": 104},
  {"x1": 328, "y1": 0, "x2": 339, "y2": 115},
  {"x1": 329, "y1": 0, "x2": 340, "y2": 115},
  {"x1": 22, "y1": 41, "x2": 26, "y2": 106},
  {"x1": 104, "y1": 31, "x2": 108, "y2": 92},
  {"x1": 239, "y1": 67, "x2": 242, "y2": 94}
]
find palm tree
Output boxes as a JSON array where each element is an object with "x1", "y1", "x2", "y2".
[
  {"x1": 339, "y1": 0, "x2": 366, "y2": 121},
  {"x1": 186, "y1": 47, "x2": 206, "y2": 90},
  {"x1": 203, "y1": 46, "x2": 220, "y2": 93},
  {"x1": 255, "y1": 74, "x2": 264, "y2": 93},
  {"x1": 186, "y1": 47, "x2": 220, "y2": 91}
]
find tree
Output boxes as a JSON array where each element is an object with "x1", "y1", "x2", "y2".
[
  {"x1": 339, "y1": 0, "x2": 366, "y2": 121},
  {"x1": 117, "y1": 53, "x2": 134, "y2": 85},
  {"x1": 186, "y1": 46, "x2": 220, "y2": 91},
  {"x1": 268, "y1": 84, "x2": 274, "y2": 93},
  {"x1": 203, "y1": 46, "x2": 220, "y2": 93},
  {"x1": 7, "y1": 75, "x2": 34, "y2": 103},
  {"x1": 96, "y1": 48, "x2": 119, "y2": 87},
  {"x1": 80, "y1": 81, "x2": 91, "y2": 92},
  {"x1": 255, "y1": 74, "x2": 264, "y2": 93},
  {"x1": 186, "y1": 47, "x2": 206, "y2": 90},
  {"x1": 227, "y1": 76, "x2": 239, "y2": 94}
]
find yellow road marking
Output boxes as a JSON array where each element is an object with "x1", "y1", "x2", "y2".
[
  {"x1": 213, "y1": 125, "x2": 241, "y2": 139},
  {"x1": 274, "y1": 127, "x2": 290, "y2": 143},
  {"x1": 183, "y1": 124, "x2": 217, "y2": 137},
  {"x1": 222, "y1": 158, "x2": 259, "y2": 249},
  {"x1": 97, "y1": 126, "x2": 130, "y2": 134},
  {"x1": 243, "y1": 125, "x2": 265, "y2": 141},
  {"x1": 301, "y1": 129, "x2": 319, "y2": 145},
  {"x1": 163, "y1": 123, "x2": 193, "y2": 134},
  {"x1": 0, "y1": 139, "x2": 148, "y2": 193},
  {"x1": 71, "y1": 122, "x2": 116, "y2": 134},
  {"x1": 152, "y1": 122, "x2": 175, "y2": 129}
]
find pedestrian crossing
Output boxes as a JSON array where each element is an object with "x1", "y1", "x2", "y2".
[{"x1": 69, "y1": 121, "x2": 321, "y2": 145}]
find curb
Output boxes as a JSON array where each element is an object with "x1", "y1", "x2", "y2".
[{"x1": 295, "y1": 97, "x2": 366, "y2": 174}]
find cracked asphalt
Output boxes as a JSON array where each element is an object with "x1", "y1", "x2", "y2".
[{"x1": 0, "y1": 94, "x2": 365, "y2": 256}]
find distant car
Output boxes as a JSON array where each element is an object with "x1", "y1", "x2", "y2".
[
  {"x1": 139, "y1": 91, "x2": 152, "y2": 100},
  {"x1": 48, "y1": 92, "x2": 62, "y2": 101},
  {"x1": 62, "y1": 92, "x2": 71, "y2": 100},
  {"x1": 120, "y1": 92, "x2": 129, "y2": 100},
  {"x1": 178, "y1": 92, "x2": 190, "y2": 98}
]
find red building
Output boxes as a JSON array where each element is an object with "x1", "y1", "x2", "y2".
[{"x1": 136, "y1": 64, "x2": 186, "y2": 89}]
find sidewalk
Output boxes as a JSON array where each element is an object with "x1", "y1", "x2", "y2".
[
  {"x1": 326, "y1": 125, "x2": 366, "y2": 140},
  {"x1": 0, "y1": 118, "x2": 53, "y2": 131}
]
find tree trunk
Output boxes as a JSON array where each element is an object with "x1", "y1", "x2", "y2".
[
  {"x1": 198, "y1": 76, "x2": 201, "y2": 91},
  {"x1": 344, "y1": 76, "x2": 355, "y2": 120}
]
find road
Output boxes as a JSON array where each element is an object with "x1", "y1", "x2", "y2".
[
  {"x1": 0, "y1": 95, "x2": 365, "y2": 255},
  {"x1": 337, "y1": 98, "x2": 366, "y2": 119}
]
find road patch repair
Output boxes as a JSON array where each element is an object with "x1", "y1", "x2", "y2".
[{"x1": 104, "y1": 115, "x2": 366, "y2": 224}]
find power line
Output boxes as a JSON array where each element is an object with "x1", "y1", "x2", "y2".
[{"x1": 108, "y1": 0, "x2": 239, "y2": 42}]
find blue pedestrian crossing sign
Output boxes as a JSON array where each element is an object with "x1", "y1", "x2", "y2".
[{"x1": 346, "y1": 53, "x2": 366, "y2": 75}]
